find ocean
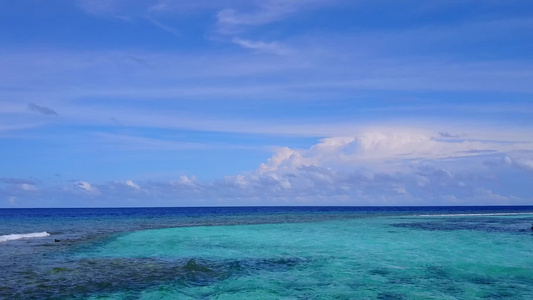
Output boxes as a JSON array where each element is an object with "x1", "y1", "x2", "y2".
[{"x1": 1, "y1": 206, "x2": 532, "y2": 299}]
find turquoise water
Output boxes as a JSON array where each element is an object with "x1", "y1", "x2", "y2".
[{"x1": 1, "y1": 207, "x2": 533, "y2": 299}]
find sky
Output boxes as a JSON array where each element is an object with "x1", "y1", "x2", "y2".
[{"x1": 1, "y1": 0, "x2": 532, "y2": 207}]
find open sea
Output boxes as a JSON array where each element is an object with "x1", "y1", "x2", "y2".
[{"x1": 1, "y1": 206, "x2": 532, "y2": 299}]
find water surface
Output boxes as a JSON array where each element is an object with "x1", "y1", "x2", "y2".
[{"x1": 1, "y1": 206, "x2": 532, "y2": 299}]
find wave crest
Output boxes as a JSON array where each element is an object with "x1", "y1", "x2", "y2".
[{"x1": 0, "y1": 231, "x2": 50, "y2": 242}]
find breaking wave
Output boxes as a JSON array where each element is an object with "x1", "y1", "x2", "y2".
[{"x1": 0, "y1": 231, "x2": 50, "y2": 242}]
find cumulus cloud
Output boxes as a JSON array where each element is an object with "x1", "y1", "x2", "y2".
[
  {"x1": 257, "y1": 129, "x2": 533, "y2": 175},
  {"x1": 0, "y1": 178, "x2": 38, "y2": 192},
  {"x1": 171, "y1": 176, "x2": 197, "y2": 187},
  {"x1": 93, "y1": 128, "x2": 528, "y2": 206},
  {"x1": 9, "y1": 152, "x2": 531, "y2": 207},
  {"x1": 3, "y1": 128, "x2": 532, "y2": 207},
  {"x1": 199, "y1": 128, "x2": 533, "y2": 205},
  {"x1": 18, "y1": 183, "x2": 38, "y2": 192},
  {"x1": 517, "y1": 159, "x2": 533, "y2": 171},
  {"x1": 27, "y1": 103, "x2": 58, "y2": 116},
  {"x1": 504, "y1": 155, "x2": 533, "y2": 173},
  {"x1": 75, "y1": 181, "x2": 99, "y2": 194},
  {"x1": 216, "y1": 164, "x2": 426, "y2": 205},
  {"x1": 125, "y1": 180, "x2": 140, "y2": 190}
]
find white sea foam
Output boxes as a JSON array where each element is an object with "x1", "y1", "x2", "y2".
[
  {"x1": 416, "y1": 212, "x2": 533, "y2": 217},
  {"x1": 0, "y1": 231, "x2": 50, "y2": 242}
]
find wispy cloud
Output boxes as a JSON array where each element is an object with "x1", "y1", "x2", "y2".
[
  {"x1": 0, "y1": 178, "x2": 37, "y2": 185},
  {"x1": 145, "y1": 16, "x2": 180, "y2": 37},
  {"x1": 27, "y1": 103, "x2": 58, "y2": 116},
  {"x1": 148, "y1": 0, "x2": 243, "y2": 14},
  {"x1": 214, "y1": 0, "x2": 335, "y2": 54},
  {"x1": 232, "y1": 38, "x2": 293, "y2": 55},
  {"x1": 217, "y1": 0, "x2": 335, "y2": 32},
  {"x1": 438, "y1": 132, "x2": 463, "y2": 138},
  {"x1": 77, "y1": 0, "x2": 121, "y2": 15},
  {"x1": 76, "y1": 0, "x2": 135, "y2": 20},
  {"x1": 3, "y1": 0, "x2": 533, "y2": 207},
  {"x1": 90, "y1": 132, "x2": 210, "y2": 151},
  {"x1": 3, "y1": 46, "x2": 532, "y2": 113}
]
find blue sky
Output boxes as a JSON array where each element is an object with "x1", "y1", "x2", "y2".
[{"x1": 1, "y1": 0, "x2": 532, "y2": 207}]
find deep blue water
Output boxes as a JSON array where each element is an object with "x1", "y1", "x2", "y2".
[{"x1": 1, "y1": 206, "x2": 533, "y2": 299}]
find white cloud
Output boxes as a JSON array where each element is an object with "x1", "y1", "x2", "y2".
[
  {"x1": 393, "y1": 186, "x2": 407, "y2": 195},
  {"x1": 77, "y1": 0, "x2": 177, "y2": 18},
  {"x1": 173, "y1": 127, "x2": 529, "y2": 205},
  {"x1": 125, "y1": 180, "x2": 140, "y2": 190},
  {"x1": 28, "y1": 127, "x2": 526, "y2": 206},
  {"x1": 258, "y1": 128, "x2": 533, "y2": 173},
  {"x1": 145, "y1": 16, "x2": 180, "y2": 37},
  {"x1": 259, "y1": 146, "x2": 302, "y2": 173},
  {"x1": 217, "y1": 1, "x2": 330, "y2": 55},
  {"x1": 76, "y1": 181, "x2": 99, "y2": 194},
  {"x1": 18, "y1": 183, "x2": 37, "y2": 192},
  {"x1": 217, "y1": 0, "x2": 334, "y2": 30},
  {"x1": 8, "y1": 145, "x2": 531, "y2": 207},
  {"x1": 231, "y1": 174, "x2": 249, "y2": 188},
  {"x1": 517, "y1": 159, "x2": 533, "y2": 171},
  {"x1": 171, "y1": 176, "x2": 197, "y2": 187},
  {"x1": 232, "y1": 38, "x2": 293, "y2": 55},
  {"x1": 148, "y1": 0, "x2": 248, "y2": 14},
  {"x1": 216, "y1": 6, "x2": 281, "y2": 30},
  {"x1": 504, "y1": 155, "x2": 533, "y2": 173},
  {"x1": 0, "y1": 179, "x2": 39, "y2": 196},
  {"x1": 472, "y1": 188, "x2": 512, "y2": 205}
]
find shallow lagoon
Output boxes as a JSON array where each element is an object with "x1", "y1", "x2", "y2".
[{"x1": 1, "y1": 207, "x2": 532, "y2": 299}]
